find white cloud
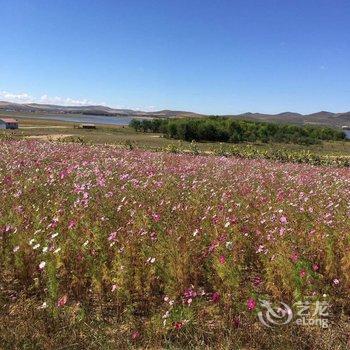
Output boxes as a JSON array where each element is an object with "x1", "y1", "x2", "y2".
[
  {"x1": 0, "y1": 90, "x2": 158, "y2": 111},
  {"x1": 0, "y1": 90, "x2": 105, "y2": 106}
]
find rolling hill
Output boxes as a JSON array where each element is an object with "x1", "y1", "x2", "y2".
[{"x1": 0, "y1": 101, "x2": 349, "y2": 128}]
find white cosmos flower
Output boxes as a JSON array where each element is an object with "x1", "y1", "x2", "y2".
[{"x1": 39, "y1": 301, "x2": 47, "y2": 309}]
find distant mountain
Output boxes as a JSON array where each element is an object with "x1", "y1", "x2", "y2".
[
  {"x1": 0, "y1": 101, "x2": 349, "y2": 128},
  {"x1": 224, "y1": 111, "x2": 350, "y2": 128},
  {"x1": 0, "y1": 101, "x2": 144, "y2": 116}
]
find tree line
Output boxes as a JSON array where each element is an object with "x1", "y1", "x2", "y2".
[{"x1": 130, "y1": 117, "x2": 345, "y2": 144}]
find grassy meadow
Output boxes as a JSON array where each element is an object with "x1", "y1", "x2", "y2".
[{"x1": 0, "y1": 128, "x2": 349, "y2": 348}]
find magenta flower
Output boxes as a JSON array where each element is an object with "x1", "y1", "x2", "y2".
[
  {"x1": 299, "y1": 269, "x2": 307, "y2": 278},
  {"x1": 68, "y1": 220, "x2": 77, "y2": 229},
  {"x1": 108, "y1": 231, "x2": 117, "y2": 241},
  {"x1": 131, "y1": 331, "x2": 140, "y2": 340},
  {"x1": 151, "y1": 213, "x2": 160, "y2": 222},
  {"x1": 57, "y1": 294, "x2": 68, "y2": 307},
  {"x1": 247, "y1": 297, "x2": 256, "y2": 311},
  {"x1": 219, "y1": 255, "x2": 226, "y2": 264},
  {"x1": 174, "y1": 321, "x2": 183, "y2": 330},
  {"x1": 290, "y1": 252, "x2": 299, "y2": 263},
  {"x1": 211, "y1": 292, "x2": 220, "y2": 303}
]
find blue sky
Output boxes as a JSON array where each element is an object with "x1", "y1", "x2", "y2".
[{"x1": 1, "y1": 0, "x2": 349, "y2": 114}]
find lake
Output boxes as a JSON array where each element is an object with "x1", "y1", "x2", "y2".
[
  {"x1": 344, "y1": 130, "x2": 350, "y2": 139},
  {"x1": 17, "y1": 114, "x2": 140, "y2": 126}
]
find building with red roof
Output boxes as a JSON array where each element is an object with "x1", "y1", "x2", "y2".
[{"x1": 0, "y1": 117, "x2": 18, "y2": 129}]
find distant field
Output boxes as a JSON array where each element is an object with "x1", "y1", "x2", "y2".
[{"x1": 1, "y1": 116, "x2": 350, "y2": 158}]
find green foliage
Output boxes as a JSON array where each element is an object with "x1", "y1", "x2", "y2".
[{"x1": 130, "y1": 117, "x2": 346, "y2": 145}]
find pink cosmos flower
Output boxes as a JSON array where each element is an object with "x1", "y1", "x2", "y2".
[
  {"x1": 219, "y1": 255, "x2": 226, "y2": 264},
  {"x1": 131, "y1": 331, "x2": 140, "y2": 340},
  {"x1": 57, "y1": 294, "x2": 68, "y2": 307},
  {"x1": 280, "y1": 216, "x2": 288, "y2": 225},
  {"x1": 252, "y1": 276, "x2": 262, "y2": 286},
  {"x1": 174, "y1": 321, "x2": 183, "y2": 330},
  {"x1": 290, "y1": 252, "x2": 299, "y2": 263},
  {"x1": 108, "y1": 232, "x2": 117, "y2": 241},
  {"x1": 151, "y1": 213, "x2": 160, "y2": 222},
  {"x1": 312, "y1": 263, "x2": 319, "y2": 271},
  {"x1": 211, "y1": 292, "x2": 220, "y2": 303},
  {"x1": 300, "y1": 269, "x2": 307, "y2": 278},
  {"x1": 68, "y1": 220, "x2": 77, "y2": 229},
  {"x1": 247, "y1": 298, "x2": 256, "y2": 311}
]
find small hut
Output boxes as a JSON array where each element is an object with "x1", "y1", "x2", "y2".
[
  {"x1": 79, "y1": 123, "x2": 96, "y2": 129},
  {"x1": 0, "y1": 118, "x2": 18, "y2": 129}
]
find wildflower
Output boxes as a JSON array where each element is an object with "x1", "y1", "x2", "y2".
[
  {"x1": 33, "y1": 243, "x2": 40, "y2": 250},
  {"x1": 312, "y1": 263, "x2": 319, "y2": 271},
  {"x1": 39, "y1": 301, "x2": 47, "y2": 309},
  {"x1": 131, "y1": 331, "x2": 140, "y2": 340},
  {"x1": 151, "y1": 213, "x2": 160, "y2": 222},
  {"x1": 280, "y1": 216, "x2": 288, "y2": 224},
  {"x1": 247, "y1": 298, "x2": 256, "y2": 311},
  {"x1": 256, "y1": 245, "x2": 265, "y2": 253},
  {"x1": 53, "y1": 247, "x2": 61, "y2": 254},
  {"x1": 333, "y1": 279, "x2": 340, "y2": 285},
  {"x1": 147, "y1": 257, "x2": 156, "y2": 264},
  {"x1": 290, "y1": 252, "x2": 299, "y2": 263},
  {"x1": 68, "y1": 220, "x2": 76, "y2": 229},
  {"x1": 193, "y1": 229, "x2": 199, "y2": 237},
  {"x1": 111, "y1": 284, "x2": 117, "y2": 292},
  {"x1": 174, "y1": 321, "x2": 183, "y2": 330},
  {"x1": 219, "y1": 255, "x2": 226, "y2": 264},
  {"x1": 252, "y1": 276, "x2": 262, "y2": 286},
  {"x1": 211, "y1": 292, "x2": 220, "y2": 303},
  {"x1": 39, "y1": 261, "x2": 46, "y2": 270},
  {"x1": 48, "y1": 218, "x2": 59, "y2": 229},
  {"x1": 51, "y1": 232, "x2": 59, "y2": 239},
  {"x1": 57, "y1": 295, "x2": 68, "y2": 307},
  {"x1": 162, "y1": 310, "x2": 170, "y2": 319},
  {"x1": 224, "y1": 221, "x2": 230, "y2": 228},
  {"x1": 300, "y1": 269, "x2": 307, "y2": 278},
  {"x1": 13, "y1": 246, "x2": 19, "y2": 253},
  {"x1": 225, "y1": 241, "x2": 233, "y2": 249},
  {"x1": 42, "y1": 246, "x2": 48, "y2": 253},
  {"x1": 108, "y1": 232, "x2": 117, "y2": 241}
]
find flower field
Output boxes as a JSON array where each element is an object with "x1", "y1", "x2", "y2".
[{"x1": 0, "y1": 140, "x2": 349, "y2": 349}]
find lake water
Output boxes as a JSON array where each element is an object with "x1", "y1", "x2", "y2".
[
  {"x1": 344, "y1": 130, "x2": 350, "y2": 139},
  {"x1": 17, "y1": 114, "x2": 139, "y2": 126}
]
